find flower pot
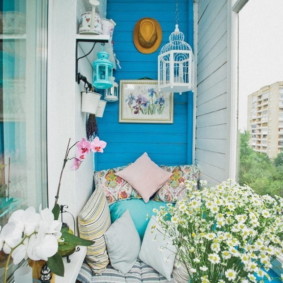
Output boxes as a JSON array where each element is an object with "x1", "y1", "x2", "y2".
[
  {"x1": 14, "y1": 265, "x2": 32, "y2": 283},
  {"x1": 81, "y1": 91, "x2": 101, "y2": 114},
  {"x1": 29, "y1": 260, "x2": 55, "y2": 283},
  {"x1": 95, "y1": 100, "x2": 107, "y2": 117}
]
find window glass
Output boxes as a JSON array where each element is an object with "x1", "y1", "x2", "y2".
[
  {"x1": 0, "y1": 0, "x2": 48, "y2": 247},
  {"x1": 0, "y1": 0, "x2": 48, "y2": 216},
  {"x1": 238, "y1": 0, "x2": 283, "y2": 197},
  {"x1": 0, "y1": 0, "x2": 48, "y2": 278}
]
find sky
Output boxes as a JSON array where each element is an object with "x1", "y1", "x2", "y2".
[{"x1": 238, "y1": 0, "x2": 283, "y2": 131}]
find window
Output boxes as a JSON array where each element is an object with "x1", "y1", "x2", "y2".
[
  {"x1": 0, "y1": 0, "x2": 48, "y2": 230},
  {"x1": 238, "y1": 0, "x2": 283, "y2": 197},
  {"x1": 0, "y1": 0, "x2": 48, "y2": 279}
]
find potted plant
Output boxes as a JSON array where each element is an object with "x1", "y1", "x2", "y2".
[{"x1": 0, "y1": 136, "x2": 107, "y2": 282}]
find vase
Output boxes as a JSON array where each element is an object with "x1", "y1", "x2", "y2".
[
  {"x1": 29, "y1": 260, "x2": 55, "y2": 283},
  {"x1": 14, "y1": 265, "x2": 32, "y2": 283}
]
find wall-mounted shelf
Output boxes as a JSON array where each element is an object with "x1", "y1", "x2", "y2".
[
  {"x1": 76, "y1": 34, "x2": 116, "y2": 84},
  {"x1": 76, "y1": 34, "x2": 110, "y2": 41}
]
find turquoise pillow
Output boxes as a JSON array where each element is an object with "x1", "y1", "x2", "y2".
[{"x1": 109, "y1": 199, "x2": 167, "y2": 239}]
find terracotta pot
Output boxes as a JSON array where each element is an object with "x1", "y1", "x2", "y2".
[{"x1": 29, "y1": 260, "x2": 55, "y2": 283}]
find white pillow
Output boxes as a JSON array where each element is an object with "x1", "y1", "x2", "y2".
[
  {"x1": 139, "y1": 216, "x2": 176, "y2": 281},
  {"x1": 104, "y1": 210, "x2": 141, "y2": 274}
]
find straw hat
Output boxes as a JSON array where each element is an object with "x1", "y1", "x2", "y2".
[{"x1": 133, "y1": 18, "x2": 162, "y2": 54}]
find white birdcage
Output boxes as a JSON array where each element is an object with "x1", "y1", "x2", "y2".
[{"x1": 158, "y1": 24, "x2": 193, "y2": 94}]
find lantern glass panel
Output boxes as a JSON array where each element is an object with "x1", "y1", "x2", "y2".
[{"x1": 99, "y1": 65, "x2": 106, "y2": 80}]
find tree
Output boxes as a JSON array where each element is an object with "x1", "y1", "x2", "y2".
[
  {"x1": 274, "y1": 151, "x2": 283, "y2": 167},
  {"x1": 239, "y1": 131, "x2": 283, "y2": 197}
]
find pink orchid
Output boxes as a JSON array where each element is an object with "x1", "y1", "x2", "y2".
[
  {"x1": 90, "y1": 137, "x2": 107, "y2": 153},
  {"x1": 76, "y1": 138, "x2": 91, "y2": 156},
  {"x1": 72, "y1": 157, "x2": 82, "y2": 170},
  {"x1": 76, "y1": 153, "x2": 87, "y2": 161}
]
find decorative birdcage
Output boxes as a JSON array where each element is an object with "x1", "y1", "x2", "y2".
[{"x1": 158, "y1": 24, "x2": 193, "y2": 94}]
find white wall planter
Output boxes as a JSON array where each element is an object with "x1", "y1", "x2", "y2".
[
  {"x1": 81, "y1": 91, "x2": 101, "y2": 114},
  {"x1": 96, "y1": 99, "x2": 107, "y2": 117}
]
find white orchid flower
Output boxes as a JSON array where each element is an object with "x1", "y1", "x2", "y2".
[
  {"x1": 12, "y1": 241, "x2": 28, "y2": 264},
  {"x1": 38, "y1": 208, "x2": 62, "y2": 238},
  {"x1": 1, "y1": 221, "x2": 23, "y2": 249},
  {"x1": 26, "y1": 234, "x2": 42, "y2": 261},
  {"x1": 7, "y1": 211, "x2": 25, "y2": 234},
  {"x1": 35, "y1": 234, "x2": 58, "y2": 260},
  {"x1": 23, "y1": 207, "x2": 41, "y2": 235},
  {"x1": 0, "y1": 226, "x2": 3, "y2": 250},
  {"x1": 3, "y1": 243, "x2": 11, "y2": 254},
  {"x1": 9, "y1": 207, "x2": 41, "y2": 236},
  {"x1": 27, "y1": 234, "x2": 58, "y2": 261}
]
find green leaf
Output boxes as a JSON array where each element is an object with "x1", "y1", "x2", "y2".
[
  {"x1": 47, "y1": 252, "x2": 64, "y2": 277},
  {"x1": 52, "y1": 204, "x2": 60, "y2": 220},
  {"x1": 61, "y1": 230, "x2": 94, "y2": 246}
]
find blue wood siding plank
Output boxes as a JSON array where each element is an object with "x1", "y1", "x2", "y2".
[{"x1": 95, "y1": 0, "x2": 194, "y2": 170}]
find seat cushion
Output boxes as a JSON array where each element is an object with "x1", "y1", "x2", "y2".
[
  {"x1": 115, "y1": 153, "x2": 171, "y2": 203},
  {"x1": 77, "y1": 259, "x2": 173, "y2": 283},
  {"x1": 109, "y1": 199, "x2": 167, "y2": 239},
  {"x1": 78, "y1": 186, "x2": 111, "y2": 274},
  {"x1": 139, "y1": 217, "x2": 176, "y2": 281},
  {"x1": 94, "y1": 166, "x2": 142, "y2": 204},
  {"x1": 155, "y1": 165, "x2": 200, "y2": 202},
  {"x1": 105, "y1": 211, "x2": 141, "y2": 274}
]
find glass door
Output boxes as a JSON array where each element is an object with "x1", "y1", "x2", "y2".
[{"x1": 0, "y1": 0, "x2": 48, "y2": 225}]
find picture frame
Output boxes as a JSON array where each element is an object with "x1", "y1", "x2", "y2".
[{"x1": 119, "y1": 80, "x2": 173, "y2": 123}]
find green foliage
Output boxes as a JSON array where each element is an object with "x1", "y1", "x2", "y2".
[
  {"x1": 239, "y1": 131, "x2": 283, "y2": 197},
  {"x1": 58, "y1": 226, "x2": 93, "y2": 258},
  {"x1": 52, "y1": 203, "x2": 60, "y2": 220},
  {"x1": 47, "y1": 252, "x2": 64, "y2": 276},
  {"x1": 274, "y1": 151, "x2": 283, "y2": 167}
]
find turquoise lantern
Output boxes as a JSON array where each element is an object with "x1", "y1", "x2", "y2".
[{"x1": 92, "y1": 51, "x2": 113, "y2": 89}]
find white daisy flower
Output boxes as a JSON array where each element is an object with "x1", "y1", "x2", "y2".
[
  {"x1": 208, "y1": 253, "x2": 220, "y2": 264},
  {"x1": 247, "y1": 273, "x2": 257, "y2": 283},
  {"x1": 225, "y1": 269, "x2": 237, "y2": 281},
  {"x1": 222, "y1": 250, "x2": 231, "y2": 260},
  {"x1": 200, "y1": 266, "x2": 208, "y2": 272},
  {"x1": 211, "y1": 242, "x2": 220, "y2": 253}
]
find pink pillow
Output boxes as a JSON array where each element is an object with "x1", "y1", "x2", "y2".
[{"x1": 115, "y1": 153, "x2": 172, "y2": 203}]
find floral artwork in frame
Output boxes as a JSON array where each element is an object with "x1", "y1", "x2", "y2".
[{"x1": 119, "y1": 80, "x2": 173, "y2": 123}]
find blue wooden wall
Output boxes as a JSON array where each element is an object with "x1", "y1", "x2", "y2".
[{"x1": 95, "y1": 0, "x2": 194, "y2": 170}]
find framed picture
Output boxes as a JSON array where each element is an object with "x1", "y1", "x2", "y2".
[{"x1": 119, "y1": 80, "x2": 173, "y2": 123}]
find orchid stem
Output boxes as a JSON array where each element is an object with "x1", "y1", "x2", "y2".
[
  {"x1": 3, "y1": 252, "x2": 12, "y2": 283},
  {"x1": 54, "y1": 139, "x2": 78, "y2": 206},
  {"x1": 3, "y1": 234, "x2": 32, "y2": 283},
  {"x1": 54, "y1": 138, "x2": 71, "y2": 206}
]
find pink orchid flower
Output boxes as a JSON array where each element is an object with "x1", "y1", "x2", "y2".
[
  {"x1": 76, "y1": 138, "x2": 91, "y2": 156},
  {"x1": 72, "y1": 157, "x2": 82, "y2": 170},
  {"x1": 90, "y1": 137, "x2": 107, "y2": 153}
]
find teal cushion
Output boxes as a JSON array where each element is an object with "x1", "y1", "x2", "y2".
[{"x1": 109, "y1": 199, "x2": 167, "y2": 239}]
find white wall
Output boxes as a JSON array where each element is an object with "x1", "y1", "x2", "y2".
[
  {"x1": 48, "y1": 0, "x2": 94, "y2": 221},
  {"x1": 195, "y1": 0, "x2": 237, "y2": 184}
]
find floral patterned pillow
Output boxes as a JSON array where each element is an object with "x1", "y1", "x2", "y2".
[
  {"x1": 94, "y1": 166, "x2": 141, "y2": 204},
  {"x1": 154, "y1": 165, "x2": 200, "y2": 202}
]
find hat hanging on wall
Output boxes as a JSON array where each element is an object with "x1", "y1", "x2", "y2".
[{"x1": 133, "y1": 18, "x2": 162, "y2": 54}]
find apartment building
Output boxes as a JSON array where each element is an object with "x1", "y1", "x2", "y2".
[{"x1": 247, "y1": 81, "x2": 283, "y2": 158}]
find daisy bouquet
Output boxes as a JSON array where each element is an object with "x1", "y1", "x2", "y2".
[{"x1": 155, "y1": 180, "x2": 283, "y2": 283}]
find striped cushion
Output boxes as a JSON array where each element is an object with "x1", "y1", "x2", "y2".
[
  {"x1": 77, "y1": 259, "x2": 172, "y2": 283},
  {"x1": 78, "y1": 186, "x2": 111, "y2": 274}
]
